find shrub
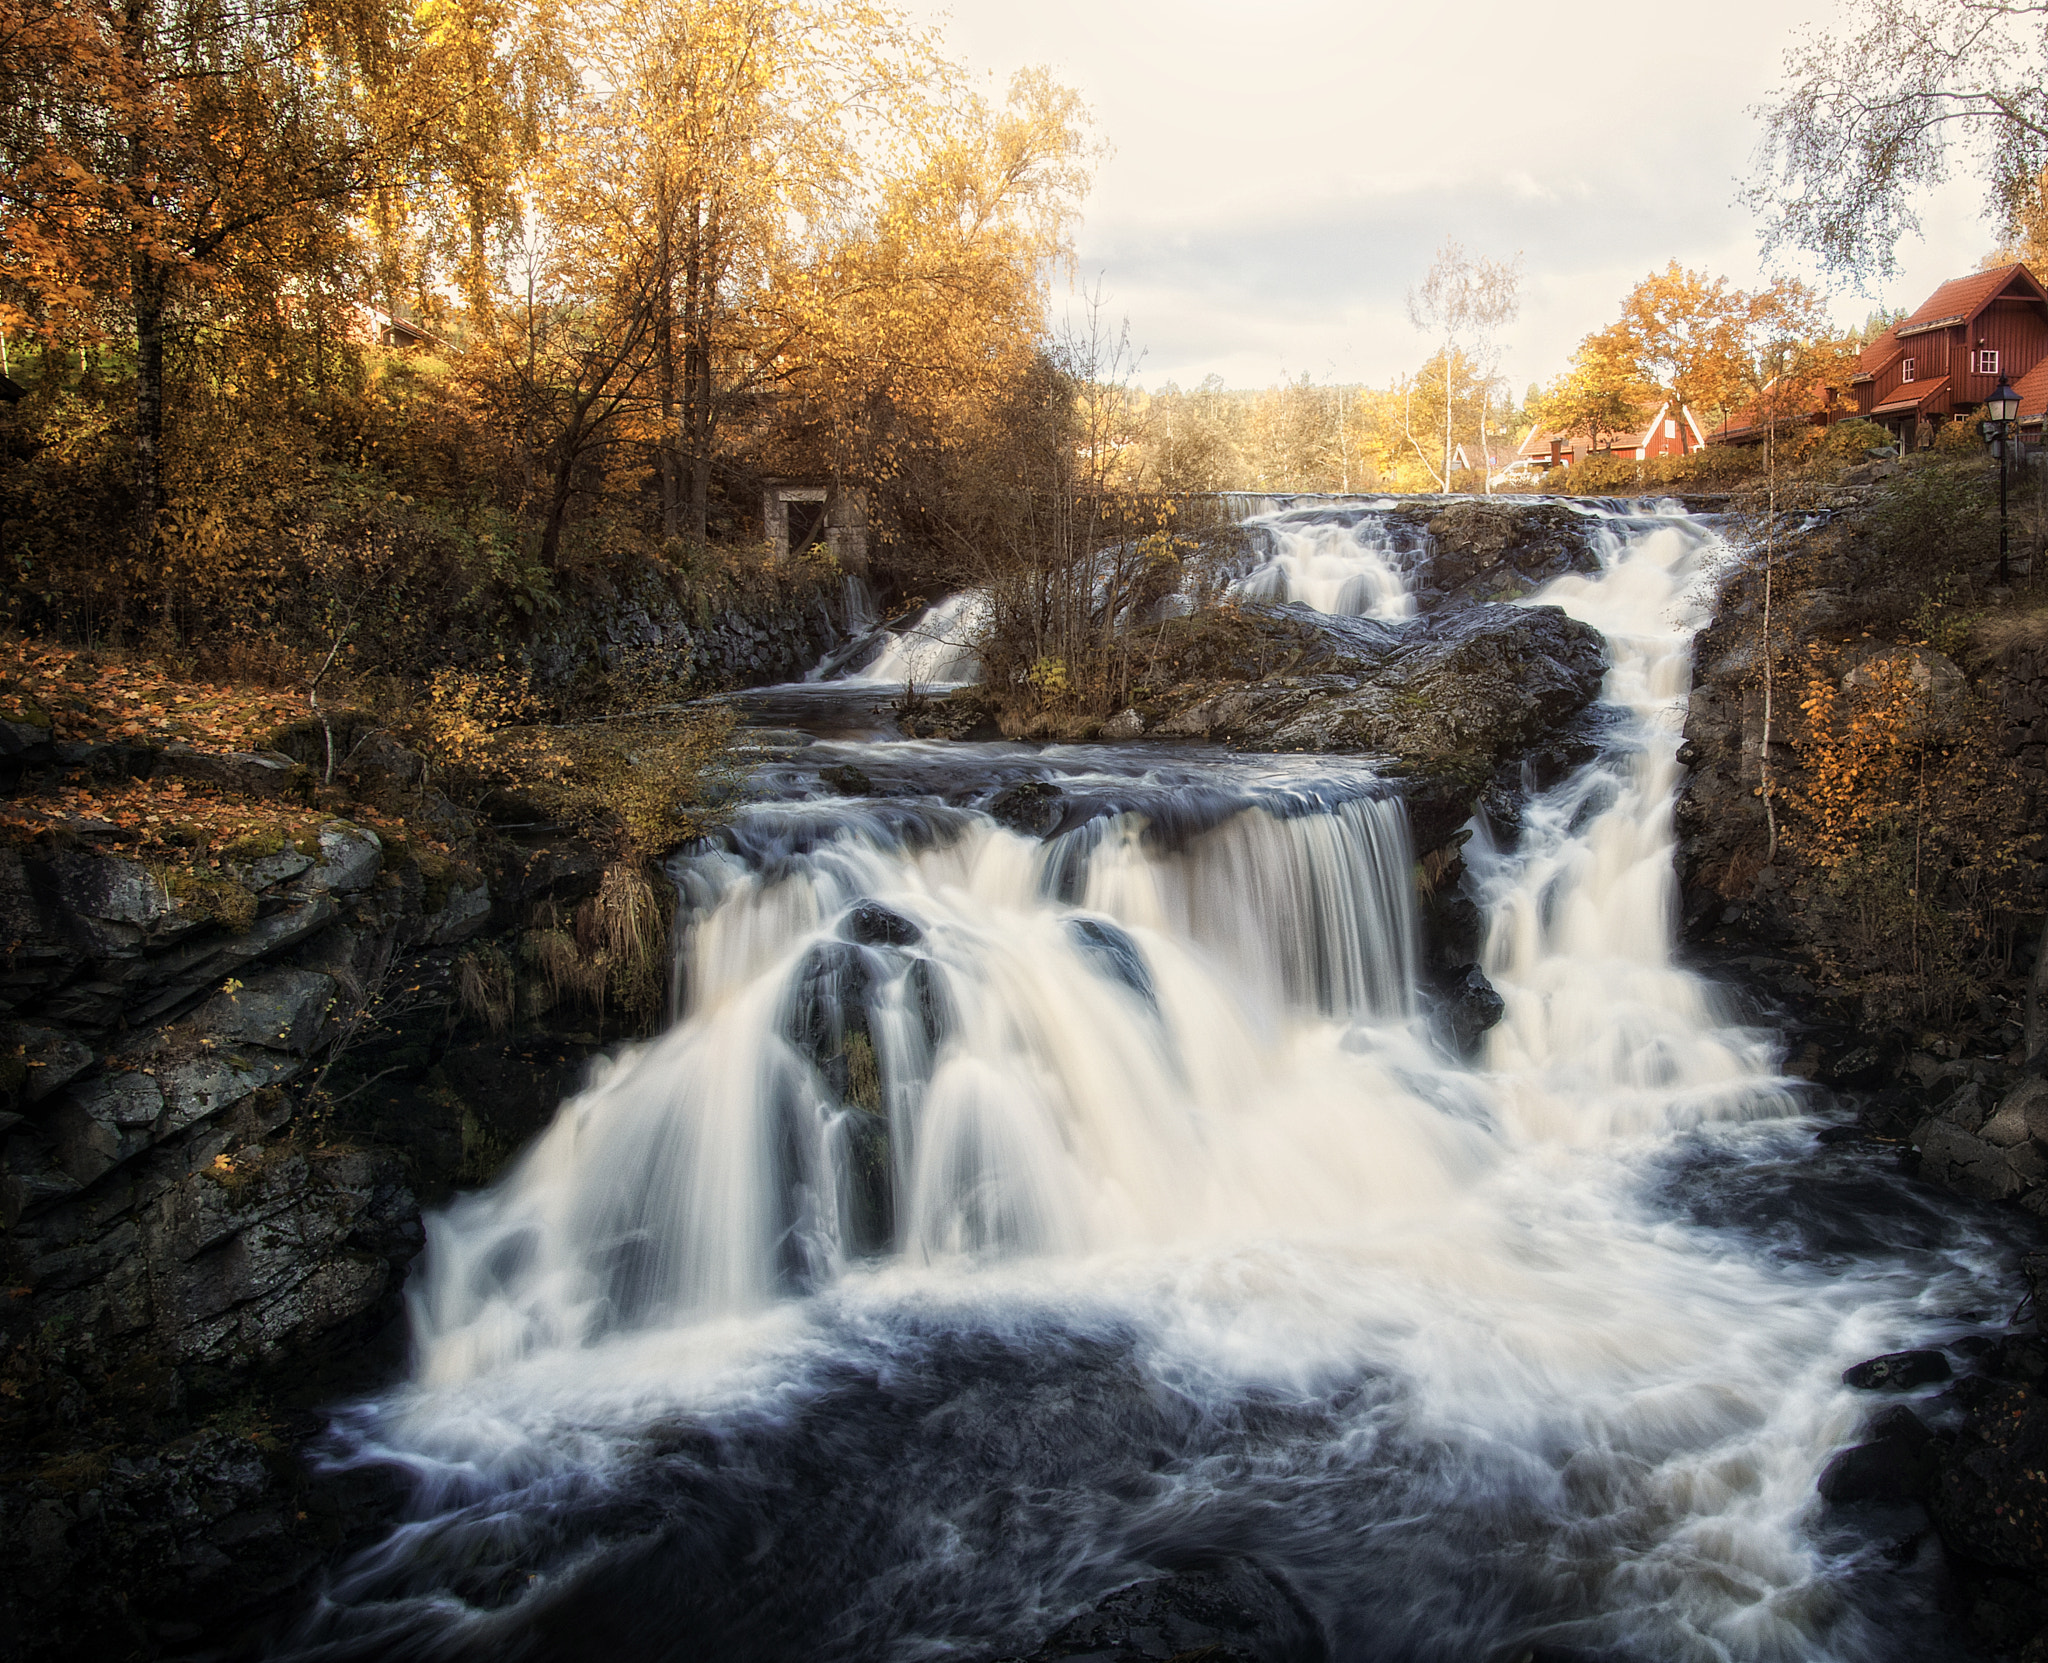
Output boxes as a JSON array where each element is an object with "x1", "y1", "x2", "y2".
[{"x1": 1785, "y1": 649, "x2": 2028, "y2": 1024}]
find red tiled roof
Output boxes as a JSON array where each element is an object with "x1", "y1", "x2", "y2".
[
  {"x1": 2015, "y1": 356, "x2": 2048, "y2": 425},
  {"x1": 1518, "y1": 402, "x2": 1668, "y2": 456},
  {"x1": 1708, "y1": 376, "x2": 1835, "y2": 440},
  {"x1": 1860, "y1": 263, "x2": 2047, "y2": 374},
  {"x1": 1871, "y1": 375, "x2": 1951, "y2": 414}
]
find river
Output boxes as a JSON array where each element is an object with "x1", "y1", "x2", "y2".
[{"x1": 282, "y1": 500, "x2": 2011, "y2": 1662}]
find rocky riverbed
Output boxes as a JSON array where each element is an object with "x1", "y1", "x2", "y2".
[{"x1": 7, "y1": 485, "x2": 2048, "y2": 1660}]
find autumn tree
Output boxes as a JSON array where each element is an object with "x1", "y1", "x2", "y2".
[
  {"x1": 1750, "y1": 0, "x2": 2048, "y2": 277},
  {"x1": 1603, "y1": 262, "x2": 1829, "y2": 431},
  {"x1": 558, "y1": 0, "x2": 956, "y2": 544},
  {"x1": 1535, "y1": 328, "x2": 1651, "y2": 455},
  {"x1": 790, "y1": 64, "x2": 1097, "y2": 528},
  {"x1": 0, "y1": 0, "x2": 569, "y2": 585},
  {"x1": 1139, "y1": 376, "x2": 1243, "y2": 492}
]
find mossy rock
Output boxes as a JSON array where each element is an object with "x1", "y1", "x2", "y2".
[{"x1": 164, "y1": 867, "x2": 259, "y2": 933}]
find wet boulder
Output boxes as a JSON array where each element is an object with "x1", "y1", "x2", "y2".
[
  {"x1": 841, "y1": 901, "x2": 923, "y2": 948},
  {"x1": 1152, "y1": 603, "x2": 1608, "y2": 776},
  {"x1": 1017, "y1": 1561, "x2": 1324, "y2": 1663},
  {"x1": 1819, "y1": 1405, "x2": 1940, "y2": 1505},
  {"x1": 1844, "y1": 1350, "x2": 1953, "y2": 1390},
  {"x1": 839, "y1": 1106, "x2": 894, "y2": 1256},
  {"x1": 783, "y1": 941, "x2": 875, "y2": 1099},
  {"x1": 991, "y1": 780, "x2": 1065, "y2": 838},
  {"x1": 821, "y1": 763, "x2": 874, "y2": 796},
  {"x1": 906, "y1": 956, "x2": 954, "y2": 1052},
  {"x1": 1067, "y1": 918, "x2": 1157, "y2": 1009},
  {"x1": 1419, "y1": 500, "x2": 1603, "y2": 607},
  {"x1": 1910, "y1": 1114, "x2": 2045, "y2": 1202},
  {"x1": 1440, "y1": 963, "x2": 1505, "y2": 1055}
]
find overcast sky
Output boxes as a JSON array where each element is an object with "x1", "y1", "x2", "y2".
[{"x1": 911, "y1": 0, "x2": 1998, "y2": 395}]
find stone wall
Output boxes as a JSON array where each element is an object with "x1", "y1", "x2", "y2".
[{"x1": 528, "y1": 556, "x2": 849, "y2": 697}]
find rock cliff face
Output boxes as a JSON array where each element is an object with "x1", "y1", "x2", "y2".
[
  {"x1": 1146, "y1": 600, "x2": 1608, "y2": 773},
  {"x1": 529, "y1": 556, "x2": 848, "y2": 696},
  {"x1": 0, "y1": 725, "x2": 633, "y2": 1656},
  {"x1": 1671, "y1": 468, "x2": 2048, "y2": 1661}
]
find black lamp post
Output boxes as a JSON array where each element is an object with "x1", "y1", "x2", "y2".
[{"x1": 1985, "y1": 377, "x2": 2021, "y2": 586}]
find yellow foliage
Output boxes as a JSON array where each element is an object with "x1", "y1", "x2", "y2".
[{"x1": 1785, "y1": 649, "x2": 2028, "y2": 1020}]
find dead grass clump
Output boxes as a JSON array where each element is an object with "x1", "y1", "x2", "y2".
[
  {"x1": 520, "y1": 862, "x2": 675, "y2": 1034},
  {"x1": 1971, "y1": 609, "x2": 2048, "y2": 667},
  {"x1": 456, "y1": 942, "x2": 515, "y2": 1036}
]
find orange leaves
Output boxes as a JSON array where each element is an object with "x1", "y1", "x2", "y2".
[
  {"x1": 0, "y1": 638, "x2": 304, "y2": 750},
  {"x1": 1787, "y1": 644, "x2": 2024, "y2": 886}
]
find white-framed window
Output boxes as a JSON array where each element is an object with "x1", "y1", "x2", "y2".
[
  {"x1": 1976, "y1": 347, "x2": 2001, "y2": 374},
  {"x1": 1635, "y1": 447, "x2": 1646, "y2": 460},
  {"x1": 1664, "y1": 418, "x2": 1677, "y2": 439},
  {"x1": 1902, "y1": 358, "x2": 1916, "y2": 383}
]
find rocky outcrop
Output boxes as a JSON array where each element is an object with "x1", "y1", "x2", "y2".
[
  {"x1": 1148, "y1": 601, "x2": 1608, "y2": 776},
  {"x1": 1412, "y1": 499, "x2": 1606, "y2": 608},
  {"x1": 0, "y1": 731, "x2": 650, "y2": 1659},
  {"x1": 528, "y1": 555, "x2": 851, "y2": 697},
  {"x1": 994, "y1": 1561, "x2": 1325, "y2": 1663}
]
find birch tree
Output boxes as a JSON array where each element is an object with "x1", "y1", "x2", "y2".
[
  {"x1": 1749, "y1": 0, "x2": 2048, "y2": 276},
  {"x1": 1405, "y1": 239, "x2": 1520, "y2": 490}
]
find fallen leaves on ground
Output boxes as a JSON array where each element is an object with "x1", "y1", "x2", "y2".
[{"x1": 0, "y1": 639, "x2": 309, "y2": 751}]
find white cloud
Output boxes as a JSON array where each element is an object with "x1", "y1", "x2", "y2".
[{"x1": 916, "y1": 0, "x2": 2007, "y2": 391}]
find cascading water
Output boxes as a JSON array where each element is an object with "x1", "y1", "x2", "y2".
[
  {"x1": 291, "y1": 500, "x2": 2010, "y2": 1663},
  {"x1": 1229, "y1": 500, "x2": 1419, "y2": 618},
  {"x1": 835, "y1": 589, "x2": 989, "y2": 687}
]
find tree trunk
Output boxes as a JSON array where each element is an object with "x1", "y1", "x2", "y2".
[
  {"x1": 1760, "y1": 413, "x2": 1779, "y2": 863},
  {"x1": 680, "y1": 198, "x2": 712, "y2": 546},
  {"x1": 538, "y1": 438, "x2": 580, "y2": 570},
  {"x1": 656, "y1": 206, "x2": 681, "y2": 540},
  {"x1": 1442, "y1": 363, "x2": 1453, "y2": 490},
  {"x1": 132, "y1": 257, "x2": 166, "y2": 575},
  {"x1": 2026, "y1": 913, "x2": 2048, "y2": 1062}
]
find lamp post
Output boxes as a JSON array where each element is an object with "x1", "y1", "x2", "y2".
[{"x1": 1983, "y1": 377, "x2": 2021, "y2": 586}]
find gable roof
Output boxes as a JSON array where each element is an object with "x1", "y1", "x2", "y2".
[
  {"x1": 1706, "y1": 375, "x2": 1841, "y2": 441},
  {"x1": 1870, "y1": 374, "x2": 1951, "y2": 415},
  {"x1": 1859, "y1": 263, "x2": 2048, "y2": 376},
  {"x1": 2016, "y1": 356, "x2": 2048, "y2": 425},
  {"x1": 1518, "y1": 400, "x2": 1695, "y2": 457}
]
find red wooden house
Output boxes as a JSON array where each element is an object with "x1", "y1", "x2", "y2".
[
  {"x1": 1846, "y1": 263, "x2": 2048, "y2": 445},
  {"x1": 1516, "y1": 399, "x2": 1706, "y2": 470}
]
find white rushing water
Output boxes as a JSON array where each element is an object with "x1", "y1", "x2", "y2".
[
  {"x1": 309, "y1": 504, "x2": 2003, "y2": 1663},
  {"x1": 1230, "y1": 504, "x2": 1418, "y2": 618},
  {"x1": 839, "y1": 590, "x2": 989, "y2": 688}
]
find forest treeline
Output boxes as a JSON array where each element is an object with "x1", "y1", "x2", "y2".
[{"x1": 0, "y1": 0, "x2": 1112, "y2": 678}]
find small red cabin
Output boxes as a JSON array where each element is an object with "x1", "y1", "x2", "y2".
[{"x1": 1517, "y1": 399, "x2": 1706, "y2": 470}]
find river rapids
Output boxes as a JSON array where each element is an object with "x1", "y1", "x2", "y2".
[{"x1": 284, "y1": 501, "x2": 2013, "y2": 1663}]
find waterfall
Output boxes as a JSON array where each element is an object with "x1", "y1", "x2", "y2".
[
  {"x1": 838, "y1": 590, "x2": 989, "y2": 687},
  {"x1": 1229, "y1": 502, "x2": 1419, "y2": 618},
  {"x1": 298, "y1": 501, "x2": 2006, "y2": 1663}
]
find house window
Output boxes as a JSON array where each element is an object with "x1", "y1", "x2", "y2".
[
  {"x1": 1902, "y1": 358, "x2": 1916, "y2": 383},
  {"x1": 1664, "y1": 419, "x2": 1677, "y2": 440},
  {"x1": 1976, "y1": 348, "x2": 2001, "y2": 374}
]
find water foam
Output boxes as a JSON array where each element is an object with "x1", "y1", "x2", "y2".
[{"x1": 294, "y1": 503, "x2": 2004, "y2": 1663}]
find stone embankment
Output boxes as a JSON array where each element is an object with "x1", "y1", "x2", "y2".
[{"x1": 530, "y1": 556, "x2": 846, "y2": 695}]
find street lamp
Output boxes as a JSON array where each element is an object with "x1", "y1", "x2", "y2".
[{"x1": 1984, "y1": 377, "x2": 2021, "y2": 586}]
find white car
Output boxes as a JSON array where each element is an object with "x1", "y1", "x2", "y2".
[{"x1": 1487, "y1": 458, "x2": 1548, "y2": 489}]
